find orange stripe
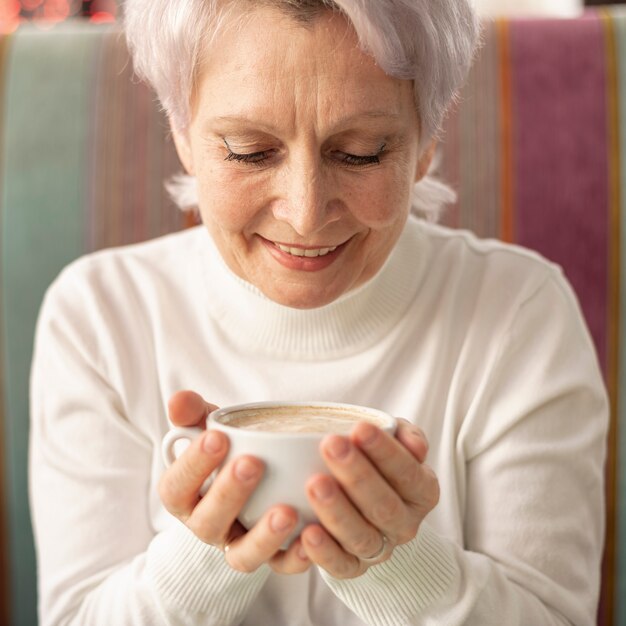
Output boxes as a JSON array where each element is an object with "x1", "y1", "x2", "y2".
[
  {"x1": 184, "y1": 209, "x2": 200, "y2": 229},
  {"x1": 496, "y1": 19, "x2": 515, "y2": 243},
  {"x1": 599, "y1": 9, "x2": 621, "y2": 626}
]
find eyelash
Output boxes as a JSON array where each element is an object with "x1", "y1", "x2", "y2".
[
  {"x1": 223, "y1": 144, "x2": 385, "y2": 168},
  {"x1": 225, "y1": 149, "x2": 271, "y2": 166}
]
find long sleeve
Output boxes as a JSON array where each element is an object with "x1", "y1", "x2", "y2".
[
  {"x1": 318, "y1": 269, "x2": 608, "y2": 625},
  {"x1": 29, "y1": 264, "x2": 270, "y2": 626},
  {"x1": 28, "y1": 222, "x2": 609, "y2": 625}
]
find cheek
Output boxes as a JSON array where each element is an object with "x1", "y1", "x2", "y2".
[
  {"x1": 345, "y1": 168, "x2": 414, "y2": 228},
  {"x1": 196, "y1": 166, "x2": 266, "y2": 232}
]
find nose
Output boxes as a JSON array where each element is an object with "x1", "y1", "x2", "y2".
[{"x1": 272, "y1": 157, "x2": 341, "y2": 237}]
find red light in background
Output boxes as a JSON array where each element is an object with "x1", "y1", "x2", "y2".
[
  {"x1": 7, "y1": 0, "x2": 118, "y2": 29},
  {"x1": 90, "y1": 11, "x2": 115, "y2": 23},
  {"x1": 3, "y1": 0, "x2": 21, "y2": 17},
  {"x1": 89, "y1": 0, "x2": 117, "y2": 19},
  {"x1": 21, "y1": 0, "x2": 45, "y2": 11},
  {"x1": 0, "y1": 0, "x2": 22, "y2": 33},
  {"x1": 88, "y1": 0, "x2": 117, "y2": 24},
  {"x1": 42, "y1": 0, "x2": 71, "y2": 22}
]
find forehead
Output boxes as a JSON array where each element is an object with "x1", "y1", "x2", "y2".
[{"x1": 191, "y1": 6, "x2": 418, "y2": 132}]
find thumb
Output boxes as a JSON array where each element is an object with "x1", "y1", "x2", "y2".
[{"x1": 168, "y1": 390, "x2": 219, "y2": 428}]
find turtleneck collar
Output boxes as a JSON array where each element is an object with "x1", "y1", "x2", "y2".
[{"x1": 195, "y1": 216, "x2": 428, "y2": 360}]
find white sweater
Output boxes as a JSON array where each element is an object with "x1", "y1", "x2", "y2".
[{"x1": 29, "y1": 216, "x2": 608, "y2": 626}]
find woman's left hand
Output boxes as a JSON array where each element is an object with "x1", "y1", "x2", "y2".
[{"x1": 295, "y1": 419, "x2": 439, "y2": 578}]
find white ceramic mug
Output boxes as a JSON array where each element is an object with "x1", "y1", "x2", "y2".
[{"x1": 161, "y1": 401, "x2": 396, "y2": 545}]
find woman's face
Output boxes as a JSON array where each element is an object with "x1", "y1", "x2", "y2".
[{"x1": 174, "y1": 7, "x2": 432, "y2": 309}]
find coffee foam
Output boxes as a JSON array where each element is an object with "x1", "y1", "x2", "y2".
[{"x1": 221, "y1": 405, "x2": 384, "y2": 434}]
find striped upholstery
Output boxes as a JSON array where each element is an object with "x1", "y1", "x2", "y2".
[
  {"x1": 0, "y1": 24, "x2": 192, "y2": 626},
  {"x1": 441, "y1": 10, "x2": 626, "y2": 626},
  {"x1": 0, "y1": 10, "x2": 624, "y2": 625}
]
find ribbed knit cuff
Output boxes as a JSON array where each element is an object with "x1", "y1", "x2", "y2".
[
  {"x1": 319, "y1": 524, "x2": 459, "y2": 626},
  {"x1": 146, "y1": 523, "x2": 270, "y2": 623}
]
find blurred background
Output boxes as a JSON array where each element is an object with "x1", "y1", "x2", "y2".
[
  {"x1": 0, "y1": 0, "x2": 623, "y2": 34},
  {"x1": 1, "y1": 0, "x2": 118, "y2": 32},
  {"x1": 1, "y1": 2, "x2": 625, "y2": 626}
]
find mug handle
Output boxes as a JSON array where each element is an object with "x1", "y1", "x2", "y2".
[{"x1": 161, "y1": 426, "x2": 203, "y2": 466}]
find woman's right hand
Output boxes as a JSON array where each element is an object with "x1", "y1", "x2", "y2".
[{"x1": 158, "y1": 390, "x2": 311, "y2": 575}]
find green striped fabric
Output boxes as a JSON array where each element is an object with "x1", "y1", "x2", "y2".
[
  {"x1": 1, "y1": 10, "x2": 626, "y2": 625},
  {"x1": 0, "y1": 26, "x2": 12, "y2": 626},
  {"x1": 0, "y1": 24, "x2": 187, "y2": 626},
  {"x1": 2, "y1": 25, "x2": 104, "y2": 626}
]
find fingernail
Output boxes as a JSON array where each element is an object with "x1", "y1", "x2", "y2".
[
  {"x1": 358, "y1": 424, "x2": 379, "y2": 447},
  {"x1": 411, "y1": 429, "x2": 429, "y2": 453},
  {"x1": 312, "y1": 480, "x2": 334, "y2": 501},
  {"x1": 270, "y1": 511, "x2": 294, "y2": 532},
  {"x1": 306, "y1": 528, "x2": 323, "y2": 546},
  {"x1": 234, "y1": 458, "x2": 259, "y2": 481},
  {"x1": 411, "y1": 428, "x2": 427, "y2": 445},
  {"x1": 326, "y1": 436, "x2": 350, "y2": 460},
  {"x1": 203, "y1": 431, "x2": 223, "y2": 454}
]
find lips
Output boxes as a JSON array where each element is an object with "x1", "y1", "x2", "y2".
[
  {"x1": 273, "y1": 243, "x2": 338, "y2": 258},
  {"x1": 260, "y1": 236, "x2": 349, "y2": 271}
]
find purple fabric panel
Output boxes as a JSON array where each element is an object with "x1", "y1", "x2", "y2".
[{"x1": 509, "y1": 15, "x2": 609, "y2": 372}]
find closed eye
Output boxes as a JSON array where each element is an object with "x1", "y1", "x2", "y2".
[
  {"x1": 222, "y1": 140, "x2": 386, "y2": 169},
  {"x1": 332, "y1": 143, "x2": 386, "y2": 169},
  {"x1": 224, "y1": 148, "x2": 272, "y2": 166},
  {"x1": 336, "y1": 152, "x2": 382, "y2": 167}
]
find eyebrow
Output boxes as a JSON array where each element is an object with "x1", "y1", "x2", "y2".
[{"x1": 208, "y1": 110, "x2": 402, "y2": 133}]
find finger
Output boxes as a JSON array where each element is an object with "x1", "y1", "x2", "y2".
[
  {"x1": 300, "y1": 524, "x2": 362, "y2": 579},
  {"x1": 350, "y1": 423, "x2": 436, "y2": 508},
  {"x1": 392, "y1": 419, "x2": 429, "y2": 463},
  {"x1": 269, "y1": 537, "x2": 311, "y2": 575},
  {"x1": 306, "y1": 471, "x2": 398, "y2": 556},
  {"x1": 168, "y1": 390, "x2": 218, "y2": 428},
  {"x1": 319, "y1": 435, "x2": 412, "y2": 540},
  {"x1": 187, "y1": 455, "x2": 264, "y2": 546},
  {"x1": 159, "y1": 429, "x2": 229, "y2": 520},
  {"x1": 224, "y1": 505, "x2": 300, "y2": 573}
]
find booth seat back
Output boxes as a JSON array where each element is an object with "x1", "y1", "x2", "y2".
[{"x1": 1, "y1": 9, "x2": 626, "y2": 625}]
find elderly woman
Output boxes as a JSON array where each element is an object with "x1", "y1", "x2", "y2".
[{"x1": 29, "y1": 0, "x2": 607, "y2": 625}]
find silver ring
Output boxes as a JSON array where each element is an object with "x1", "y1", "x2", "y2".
[{"x1": 359, "y1": 533, "x2": 391, "y2": 565}]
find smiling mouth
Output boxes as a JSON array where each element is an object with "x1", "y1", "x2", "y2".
[{"x1": 272, "y1": 243, "x2": 339, "y2": 258}]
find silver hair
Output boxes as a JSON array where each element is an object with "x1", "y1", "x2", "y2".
[{"x1": 124, "y1": 0, "x2": 480, "y2": 218}]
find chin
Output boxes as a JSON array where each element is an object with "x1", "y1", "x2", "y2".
[{"x1": 262, "y1": 283, "x2": 346, "y2": 310}]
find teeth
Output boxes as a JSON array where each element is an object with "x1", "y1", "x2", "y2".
[{"x1": 275, "y1": 243, "x2": 338, "y2": 257}]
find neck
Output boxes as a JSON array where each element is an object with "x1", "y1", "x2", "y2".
[{"x1": 196, "y1": 217, "x2": 428, "y2": 359}]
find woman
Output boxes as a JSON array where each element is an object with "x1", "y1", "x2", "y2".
[{"x1": 29, "y1": 1, "x2": 607, "y2": 624}]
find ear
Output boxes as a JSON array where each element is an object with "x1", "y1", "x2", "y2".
[
  {"x1": 171, "y1": 123, "x2": 196, "y2": 176},
  {"x1": 415, "y1": 140, "x2": 437, "y2": 183}
]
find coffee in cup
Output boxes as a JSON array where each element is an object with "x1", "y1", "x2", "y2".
[
  {"x1": 217, "y1": 404, "x2": 388, "y2": 434},
  {"x1": 161, "y1": 401, "x2": 396, "y2": 545}
]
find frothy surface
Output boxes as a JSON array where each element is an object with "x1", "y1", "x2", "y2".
[{"x1": 222, "y1": 406, "x2": 384, "y2": 434}]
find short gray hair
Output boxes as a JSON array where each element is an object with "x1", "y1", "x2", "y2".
[{"x1": 124, "y1": 0, "x2": 480, "y2": 217}]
